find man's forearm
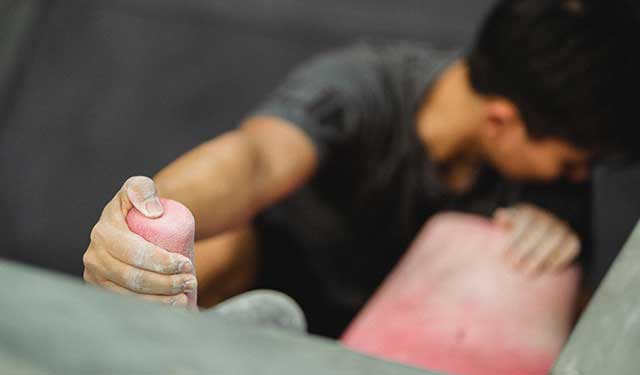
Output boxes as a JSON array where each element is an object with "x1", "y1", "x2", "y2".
[
  {"x1": 195, "y1": 226, "x2": 259, "y2": 307},
  {"x1": 154, "y1": 129, "x2": 261, "y2": 239},
  {"x1": 154, "y1": 116, "x2": 318, "y2": 240}
]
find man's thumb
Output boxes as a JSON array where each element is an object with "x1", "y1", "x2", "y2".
[{"x1": 123, "y1": 176, "x2": 164, "y2": 218}]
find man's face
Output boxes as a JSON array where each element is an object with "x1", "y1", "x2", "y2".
[{"x1": 483, "y1": 126, "x2": 591, "y2": 183}]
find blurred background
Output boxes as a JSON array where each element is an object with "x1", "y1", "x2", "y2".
[{"x1": 0, "y1": 0, "x2": 638, "y2": 298}]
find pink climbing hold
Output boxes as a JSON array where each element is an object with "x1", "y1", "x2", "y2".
[
  {"x1": 126, "y1": 198, "x2": 197, "y2": 309},
  {"x1": 342, "y1": 213, "x2": 580, "y2": 375}
]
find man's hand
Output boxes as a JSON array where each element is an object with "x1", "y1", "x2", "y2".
[
  {"x1": 493, "y1": 204, "x2": 580, "y2": 275},
  {"x1": 82, "y1": 176, "x2": 196, "y2": 307}
]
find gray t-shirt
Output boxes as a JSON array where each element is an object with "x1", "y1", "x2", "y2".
[{"x1": 250, "y1": 42, "x2": 581, "y2": 336}]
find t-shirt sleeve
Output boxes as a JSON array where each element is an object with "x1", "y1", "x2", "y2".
[{"x1": 249, "y1": 43, "x2": 398, "y2": 165}]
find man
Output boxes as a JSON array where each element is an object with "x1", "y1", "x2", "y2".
[{"x1": 83, "y1": 0, "x2": 639, "y2": 336}]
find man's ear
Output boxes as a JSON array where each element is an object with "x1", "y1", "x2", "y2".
[{"x1": 482, "y1": 98, "x2": 523, "y2": 140}]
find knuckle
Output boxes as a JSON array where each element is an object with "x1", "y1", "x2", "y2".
[
  {"x1": 567, "y1": 235, "x2": 581, "y2": 249},
  {"x1": 101, "y1": 280, "x2": 125, "y2": 293},
  {"x1": 571, "y1": 234, "x2": 580, "y2": 244},
  {"x1": 517, "y1": 203, "x2": 536, "y2": 213},
  {"x1": 553, "y1": 224, "x2": 567, "y2": 236},
  {"x1": 135, "y1": 242, "x2": 175, "y2": 273},
  {"x1": 82, "y1": 251, "x2": 100, "y2": 273},
  {"x1": 520, "y1": 209, "x2": 536, "y2": 223},
  {"x1": 158, "y1": 255, "x2": 178, "y2": 274},
  {"x1": 172, "y1": 274, "x2": 195, "y2": 294},
  {"x1": 569, "y1": 244, "x2": 580, "y2": 256},
  {"x1": 82, "y1": 270, "x2": 93, "y2": 283},
  {"x1": 166, "y1": 254, "x2": 181, "y2": 272},
  {"x1": 510, "y1": 206, "x2": 524, "y2": 218},
  {"x1": 149, "y1": 245, "x2": 173, "y2": 269},
  {"x1": 82, "y1": 250, "x2": 91, "y2": 267},
  {"x1": 96, "y1": 277, "x2": 112, "y2": 287},
  {"x1": 98, "y1": 195, "x2": 118, "y2": 218},
  {"x1": 89, "y1": 223, "x2": 105, "y2": 244}
]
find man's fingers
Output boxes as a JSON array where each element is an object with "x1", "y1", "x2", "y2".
[
  {"x1": 90, "y1": 222, "x2": 191, "y2": 274},
  {"x1": 96, "y1": 252, "x2": 197, "y2": 295},
  {"x1": 505, "y1": 210, "x2": 549, "y2": 267},
  {"x1": 94, "y1": 176, "x2": 160, "y2": 232},
  {"x1": 83, "y1": 269, "x2": 99, "y2": 285},
  {"x1": 119, "y1": 235, "x2": 193, "y2": 274},
  {"x1": 122, "y1": 176, "x2": 164, "y2": 218},
  {"x1": 86, "y1": 269, "x2": 190, "y2": 306},
  {"x1": 547, "y1": 235, "x2": 581, "y2": 272},
  {"x1": 520, "y1": 228, "x2": 567, "y2": 275},
  {"x1": 504, "y1": 207, "x2": 534, "y2": 250},
  {"x1": 493, "y1": 208, "x2": 513, "y2": 229},
  {"x1": 498, "y1": 203, "x2": 581, "y2": 276},
  {"x1": 116, "y1": 233, "x2": 193, "y2": 274},
  {"x1": 97, "y1": 279, "x2": 189, "y2": 307},
  {"x1": 82, "y1": 176, "x2": 189, "y2": 299}
]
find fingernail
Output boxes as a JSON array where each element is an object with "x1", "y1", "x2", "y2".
[
  {"x1": 178, "y1": 260, "x2": 193, "y2": 273},
  {"x1": 144, "y1": 198, "x2": 163, "y2": 217},
  {"x1": 182, "y1": 277, "x2": 197, "y2": 293}
]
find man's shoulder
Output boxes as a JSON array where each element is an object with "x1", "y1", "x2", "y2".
[
  {"x1": 358, "y1": 39, "x2": 461, "y2": 66},
  {"x1": 354, "y1": 40, "x2": 461, "y2": 107}
]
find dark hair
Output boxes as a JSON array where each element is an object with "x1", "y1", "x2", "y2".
[{"x1": 467, "y1": 0, "x2": 640, "y2": 158}]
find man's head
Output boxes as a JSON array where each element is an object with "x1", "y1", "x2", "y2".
[{"x1": 466, "y1": 0, "x2": 639, "y2": 182}]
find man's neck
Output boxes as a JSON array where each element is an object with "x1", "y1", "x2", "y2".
[{"x1": 416, "y1": 60, "x2": 486, "y2": 194}]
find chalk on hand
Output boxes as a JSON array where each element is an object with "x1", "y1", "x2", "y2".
[{"x1": 126, "y1": 198, "x2": 197, "y2": 309}]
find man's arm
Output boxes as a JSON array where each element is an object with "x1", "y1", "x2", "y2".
[
  {"x1": 83, "y1": 42, "x2": 421, "y2": 304},
  {"x1": 154, "y1": 116, "x2": 318, "y2": 240},
  {"x1": 82, "y1": 116, "x2": 317, "y2": 306},
  {"x1": 194, "y1": 226, "x2": 259, "y2": 308}
]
